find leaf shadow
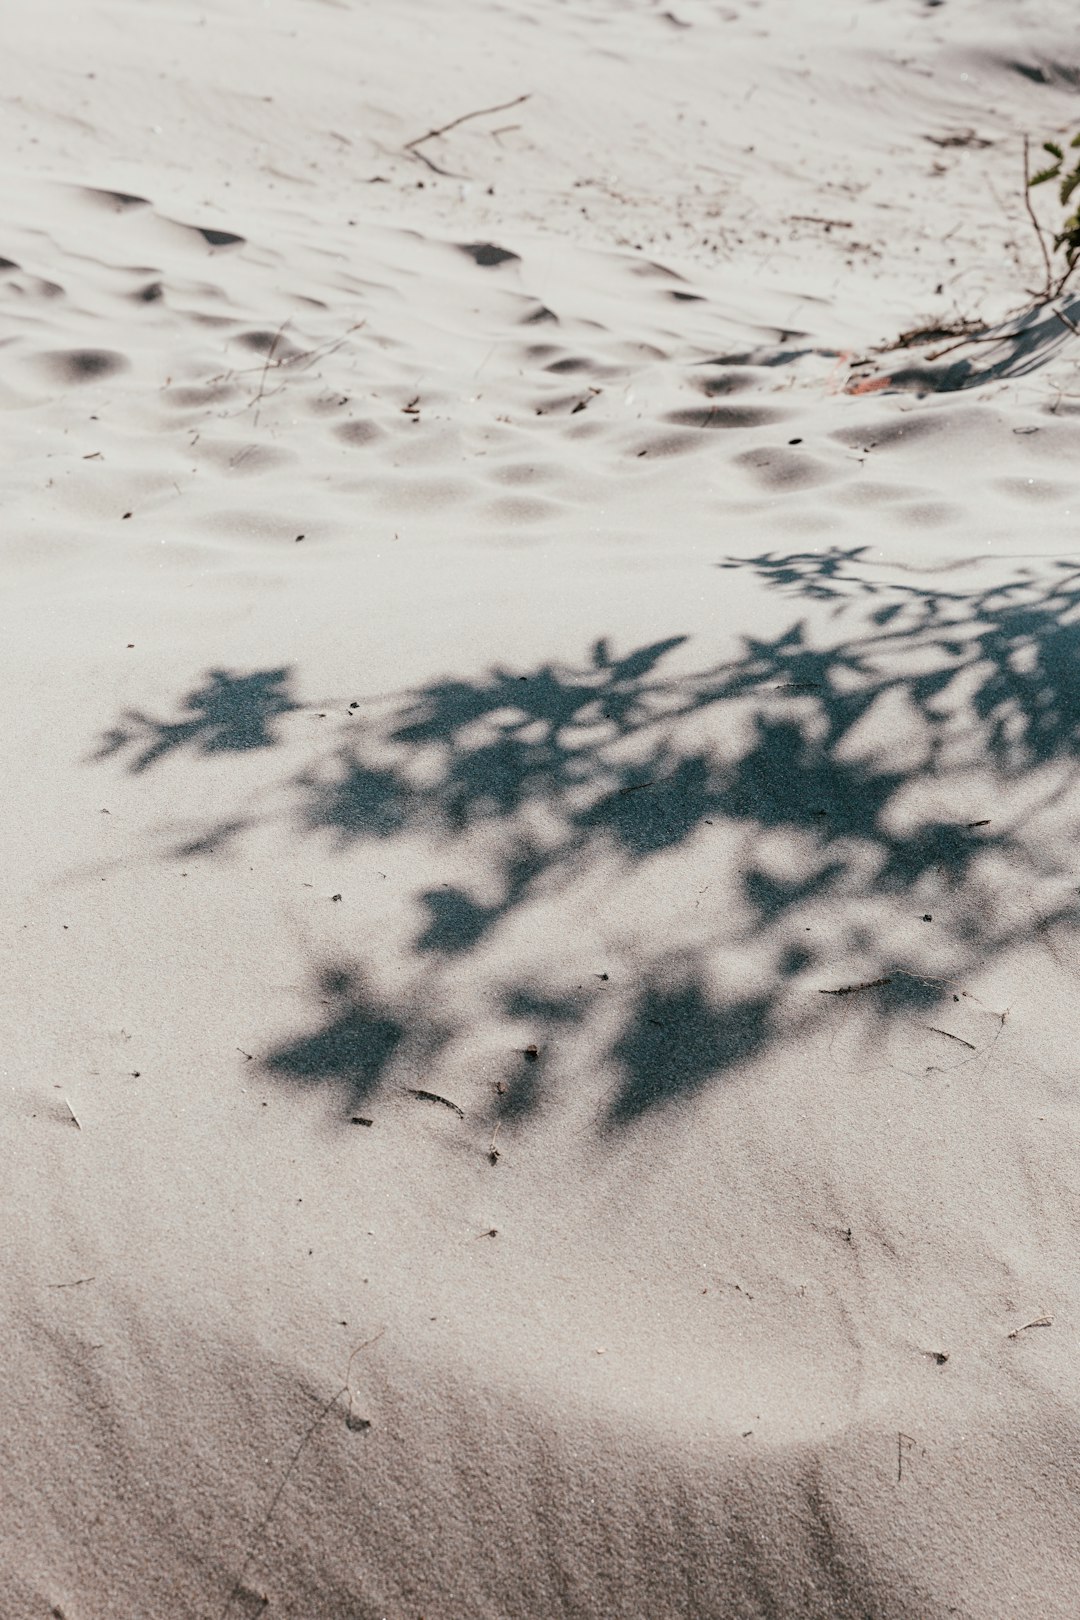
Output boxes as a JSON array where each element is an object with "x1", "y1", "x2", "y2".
[{"x1": 90, "y1": 550, "x2": 1080, "y2": 1133}]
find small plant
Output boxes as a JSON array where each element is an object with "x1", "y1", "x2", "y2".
[
  {"x1": 857, "y1": 130, "x2": 1080, "y2": 386},
  {"x1": 1026, "y1": 132, "x2": 1080, "y2": 299}
]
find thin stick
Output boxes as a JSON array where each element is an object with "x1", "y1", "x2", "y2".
[
  {"x1": 206, "y1": 323, "x2": 364, "y2": 385},
  {"x1": 404, "y1": 93, "x2": 531, "y2": 174},
  {"x1": 1056, "y1": 254, "x2": 1080, "y2": 301},
  {"x1": 1053, "y1": 305, "x2": 1080, "y2": 337},
  {"x1": 220, "y1": 1329, "x2": 385, "y2": 1618},
  {"x1": 924, "y1": 328, "x2": 1025, "y2": 361},
  {"x1": 212, "y1": 322, "x2": 365, "y2": 426},
  {"x1": 897, "y1": 1432, "x2": 915, "y2": 1483},
  {"x1": 921, "y1": 1026, "x2": 977, "y2": 1051},
  {"x1": 818, "y1": 976, "x2": 892, "y2": 997},
  {"x1": 409, "y1": 145, "x2": 458, "y2": 178},
  {"x1": 1023, "y1": 134, "x2": 1054, "y2": 298},
  {"x1": 1007, "y1": 1315, "x2": 1052, "y2": 1339},
  {"x1": 220, "y1": 1387, "x2": 341, "y2": 1616},
  {"x1": 64, "y1": 1097, "x2": 82, "y2": 1130},
  {"x1": 344, "y1": 1326, "x2": 387, "y2": 1426},
  {"x1": 406, "y1": 93, "x2": 530, "y2": 152},
  {"x1": 252, "y1": 320, "x2": 289, "y2": 427},
  {"x1": 406, "y1": 1087, "x2": 465, "y2": 1118}
]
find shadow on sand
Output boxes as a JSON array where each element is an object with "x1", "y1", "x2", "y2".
[
  {"x1": 861, "y1": 295, "x2": 1080, "y2": 394},
  {"x1": 91, "y1": 549, "x2": 1080, "y2": 1131}
]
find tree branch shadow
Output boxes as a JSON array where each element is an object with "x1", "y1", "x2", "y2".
[
  {"x1": 90, "y1": 550, "x2": 1080, "y2": 1135},
  {"x1": 90, "y1": 666, "x2": 300, "y2": 773}
]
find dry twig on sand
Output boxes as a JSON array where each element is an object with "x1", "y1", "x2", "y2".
[
  {"x1": 818, "y1": 976, "x2": 892, "y2": 997},
  {"x1": 252, "y1": 319, "x2": 289, "y2": 428},
  {"x1": 897, "y1": 1432, "x2": 916, "y2": 1483},
  {"x1": 873, "y1": 136, "x2": 1080, "y2": 372},
  {"x1": 251, "y1": 322, "x2": 365, "y2": 420},
  {"x1": 921, "y1": 1026, "x2": 977, "y2": 1051},
  {"x1": 404, "y1": 94, "x2": 531, "y2": 177},
  {"x1": 220, "y1": 1329, "x2": 386, "y2": 1618},
  {"x1": 406, "y1": 1087, "x2": 465, "y2": 1118},
  {"x1": 203, "y1": 322, "x2": 366, "y2": 420},
  {"x1": 1007, "y1": 1315, "x2": 1052, "y2": 1339},
  {"x1": 1023, "y1": 134, "x2": 1056, "y2": 296}
]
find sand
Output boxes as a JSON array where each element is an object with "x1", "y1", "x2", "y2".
[{"x1": 5, "y1": 1, "x2": 1080, "y2": 1615}]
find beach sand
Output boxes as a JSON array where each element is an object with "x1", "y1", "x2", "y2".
[{"x1": 5, "y1": 1, "x2": 1080, "y2": 1615}]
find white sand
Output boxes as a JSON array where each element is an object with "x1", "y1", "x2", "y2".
[{"x1": 5, "y1": 2, "x2": 1080, "y2": 1615}]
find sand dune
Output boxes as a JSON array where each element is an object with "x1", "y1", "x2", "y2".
[{"x1": 6, "y1": 1, "x2": 1080, "y2": 1616}]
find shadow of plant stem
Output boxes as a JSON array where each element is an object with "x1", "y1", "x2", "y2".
[{"x1": 92, "y1": 554, "x2": 1080, "y2": 1128}]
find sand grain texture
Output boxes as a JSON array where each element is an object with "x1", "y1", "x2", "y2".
[{"x1": 5, "y1": 1, "x2": 1080, "y2": 1616}]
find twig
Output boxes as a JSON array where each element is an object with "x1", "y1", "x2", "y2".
[
  {"x1": 220, "y1": 1329, "x2": 385, "y2": 1618},
  {"x1": 925, "y1": 130, "x2": 992, "y2": 149},
  {"x1": 789, "y1": 215, "x2": 853, "y2": 228},
  {"x1": 617, "y1": 779, "x2": 658, "y2": 796},
  {"x1": 46, "y1": 1276, "x2": 95, "y2": 1289},
  {"x1": 923, "y1": 327, "x2": 1028, "y2": 362},
  {"x1": 921, "y1": 1026, "x2": 977, "y2": 1051},
  {"x1": 252, "y1": 320, "x2": 289, "y2": 428},
  {"x1": 616, "y1": 772, "x2": 676, "y2": 797},
  {"x1": 408, "y1": 145, "x2": 458, "y2": 178},
  {"x1": 344, "y1": 1326, "x2": 386, "y2": 1428},
  {"x1": 921, "y1": 303, "x2": 1078, "y2": 363},
  {"x1": 897, "y1": 1432, "x2": 915, "y2": 1483},
  {"x1": 220, "y1": 1386, "x2": 344, "y2": 1616},
  {"x1": 892, "y1": 315, "x2": 986, "y2": 351},
  {"x1": 818, "y1": 976, "x2": 892, "y2": 997},
  {"x1": 404, "y1": 94, "x2": 531, "y2": 176},
  {"x1": 220, "y1": 323, "x2": 366, "y2": 424},
  {"x1": 405, "y1": 1087, "x2": 465, "y2": 1118},
  {"x1": 1007, "y1": 1315, "x2": 1052, "y2": 1339},
  {"x1": 207, "y1": 324, "x2": 363, "y2": 385},
  {"x1": 1023, "y1": 134, "x2": 1054, "y2": 298},
  {"x1": 406, "y1": 93, "x2": 531, "y2": 152}
]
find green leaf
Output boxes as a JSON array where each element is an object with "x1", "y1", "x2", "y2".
[
  {"x1": 1030, "y1": 165, "x2": 1060, "y2": 187},
  {"x1": 1061, "y1": 170, "x2": 1080, "y2": 207},
  {"x1": 1044, "y1": 141, "x2": 1065, "y2": 160}
]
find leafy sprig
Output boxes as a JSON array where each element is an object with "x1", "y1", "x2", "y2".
[{"x1": 1027, "y1": 132, "x2": 1080, "y2": 297}]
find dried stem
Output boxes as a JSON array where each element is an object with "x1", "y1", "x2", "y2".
[
  {"x1": 1023, "y1": 134, "x2": 1055, "y2": 299},
  {"x1": 253, "y1": 320, "x2": 289, "y2": 428},
  {"x1": 404, "y1": 93, "x2": 530, "y2": 176}
]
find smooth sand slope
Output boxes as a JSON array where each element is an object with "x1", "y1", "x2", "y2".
[{"x1": 5, "y1": 1, "x2": 1080, "y2": 1616}]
